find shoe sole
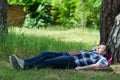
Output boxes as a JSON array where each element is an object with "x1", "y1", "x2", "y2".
[{"x1": 9, "y1": 56, "x2": 14, "y2": 68}]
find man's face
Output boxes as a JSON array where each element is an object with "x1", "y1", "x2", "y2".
[{"x1": 96, "y1": 45, "x2": 106, "y2": 55}]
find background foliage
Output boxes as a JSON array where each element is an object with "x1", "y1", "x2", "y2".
[{"x1": 8, "y1": 0, "x2": 102, "y2": 29}]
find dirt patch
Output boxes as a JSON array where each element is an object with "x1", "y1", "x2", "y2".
[
  {"x1": 8, "y1": 5, "x2": 26, "y2": 26},
  {"x1": 110, "y1": 65, "x2": 120, "y2": 74}
]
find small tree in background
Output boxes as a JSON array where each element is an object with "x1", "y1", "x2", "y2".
[{"x1": 0, "y1": 0, "x2": 8, "y2": 46}]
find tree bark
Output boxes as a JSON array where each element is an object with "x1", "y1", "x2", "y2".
[
  {"x1": 100, "y1": 0, "x2": 120, "y2": 62},
  {"x1": 100, "y1": 0, "x2": 120, "y2": 43},
  {"x1": 0, "y1": 0, "x2": 8, "y2": 45},
  {"x1": 107, "y1": 14, "x2": 120, "y2": 62}
]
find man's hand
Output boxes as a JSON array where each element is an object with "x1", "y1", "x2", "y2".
[
  {"x1": 75, "y1": 66, "x2": 84, "y2": 70},
  {"x1": 75, "y1": 64, "x2": 102, "y2": 70}
]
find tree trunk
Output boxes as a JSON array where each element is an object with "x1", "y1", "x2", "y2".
[
  {"x1": 100, "y1": 0, "x2": 120, "y2": 62},
  {"x1": 107, "y1": 14, "x2": 120, "y2": 62},
  {"x1": 0, "y1": 0, "x2": 8, "y2": 45}
]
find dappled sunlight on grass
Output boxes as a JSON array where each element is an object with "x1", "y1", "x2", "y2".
[{"x1": 9, "y1": 27, "x2": 99, "y2": 45}]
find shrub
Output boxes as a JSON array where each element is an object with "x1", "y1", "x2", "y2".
[
  {"x1": 23, "y1": 0, "x2": 53, "y2": 28},
  {"x1": 8, "y1": 0, "x2": 102, "y2": 29}
]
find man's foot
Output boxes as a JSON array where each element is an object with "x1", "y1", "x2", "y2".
[
  {"x1": 9, "y1": 54, "x2": 25, "y2": 69},
  {"x1": 12, "y1": 54, "x2": 25, "y2": 69},
  {"x1": 9, "y1": 55, "x2": 22, "y2": 69}
]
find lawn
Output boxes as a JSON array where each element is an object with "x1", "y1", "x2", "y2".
[
  {"x1": 10, "y1": 27, "x2": 99, "y2": 44},
  {"x1": 0, "y1": 27, "x2": 120, "y2": 80}
]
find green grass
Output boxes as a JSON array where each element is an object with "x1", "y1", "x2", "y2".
[
  {"x1": 0, "y1": 27, "x2": 120, "y2": 80},
  {"x1": 10, "y1": 27, "x2": 99, "y2": 43},
  {"x1": 0, "y1": 27, "x2": 99, "y2": 59}
]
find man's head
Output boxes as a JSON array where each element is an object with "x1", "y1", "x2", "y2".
[{"x1": 95, "y1": 44, "x2": 106, "y2": 56}]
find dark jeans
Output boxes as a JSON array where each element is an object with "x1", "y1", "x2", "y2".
[{"x1": 24, "y1": 51, "x2": 77, "y2": 69}]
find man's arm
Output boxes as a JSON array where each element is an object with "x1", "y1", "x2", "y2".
[{"x1": 75, "y1": 64, "x2": 103, "y2": 70}]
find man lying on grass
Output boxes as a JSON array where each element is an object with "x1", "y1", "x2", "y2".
[{"x1": 9, "y1": 44, "x2": 108, "y2": 70}]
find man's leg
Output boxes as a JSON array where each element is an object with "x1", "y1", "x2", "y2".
[
  {"x1": 24, "y1": 52, "x2": 69, "y2": 69},
  {"x1": 38, "y1": 56, "x2": 77, "y2": 69}
]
